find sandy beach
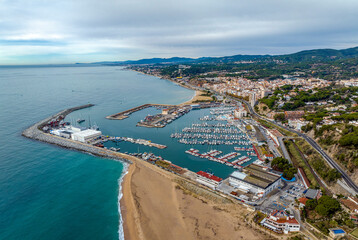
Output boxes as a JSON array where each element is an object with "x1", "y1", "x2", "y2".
[
  {"x1": 120, "y1": 158, "x2": 275, "y2": 240},
  {"x1": 179, "y1": 90, "x2": 213, "y2": 106}
]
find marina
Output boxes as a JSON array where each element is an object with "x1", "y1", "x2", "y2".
[
  {"x1": 64, "y1": 102, "x2": 258, "y2": 178},
  {"x1": 185, "y1": 148, "x2": 251, "y2": 169}
]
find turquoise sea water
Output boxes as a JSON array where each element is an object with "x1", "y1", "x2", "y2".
[{"x1": 0, "y1": 66, "x2": 194, "y2": 240}]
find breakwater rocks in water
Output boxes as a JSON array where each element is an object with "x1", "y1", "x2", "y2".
[{"x1": 22, "y1": 104, "x2": 132, "y2": 165}]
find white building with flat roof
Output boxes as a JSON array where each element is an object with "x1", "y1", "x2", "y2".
[
  {"x1": 228, "y1": 164, "x2": 281, "y2": 197},
  {"x1": 71, "y1": 129, "x2": 102, "y2": 143}
]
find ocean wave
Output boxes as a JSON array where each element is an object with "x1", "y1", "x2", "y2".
[{"x1": 117, "y1": 162, "x2": 129, "y2": 240}]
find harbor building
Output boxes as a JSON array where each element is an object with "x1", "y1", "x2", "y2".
[
  {"x1": 260, "y1": 210, "x2": 300, "y2": 234},
  {"x1": 71, "y1": 129, "x2": 102, "y2": 143},
  {"x1": 228, "y1": 164, "x2": 281, "y2": 197},
  {"x1": 196, "y1": 171, "x2": 222, "y2": 190}
]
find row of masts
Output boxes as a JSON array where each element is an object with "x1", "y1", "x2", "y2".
[{"x1": 171, "y1": 133, "x2": 248, "y2": 140}]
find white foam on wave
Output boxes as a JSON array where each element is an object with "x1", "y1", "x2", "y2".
[{"x1": 117, "y1": 162, "x2": 129, "y2": 240}]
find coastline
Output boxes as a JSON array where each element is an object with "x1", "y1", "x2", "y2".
[
  {"x1": 20, "y1": 85, "x2": 269, "y2": 239},
  {"x1": 118, "y1": 74, "x2": 272, "y2": 239},
  {"x1": 178, "y1": 90, "x2": 212, "y2": 106},
  {"x1": 117, "y1": 162, "x2": 129, "y2": 240},
  {"x1": 119, "y1": 153, "x2": 273, "y2": 240}
]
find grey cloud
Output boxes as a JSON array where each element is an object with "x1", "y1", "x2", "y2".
[{"x1": 1, "y1": 0, "x2": 358, "y2": 64}]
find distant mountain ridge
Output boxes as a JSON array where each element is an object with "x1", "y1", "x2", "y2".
[{"x1": 98, "y1": 46, "x2": 358, "y2": 65}]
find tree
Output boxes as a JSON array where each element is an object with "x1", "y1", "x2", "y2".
[
  {"x1": 306, "y1": 199, "x2": 318, "y2": 210},
  {"x1": 315, "y1": 195, "x2": 341, "y2": 217},
  {"x1": 271, "y1": 157, "x2": 297, "y2": 180},
  {"x1": 274, "y1": 113, "x2": 286, "y2": 122},
  {"x1": 271, "y1": 157, "x2": 290, "y2": 171},
  {"x1": 283, "y1": 167, "x2": 297, "y2": 180},
  {"x1": 326, "y1": 169, "x2": 341, "y2": 182},
  {"x1": 315, "y1": 204, "x2": 329, "y2": 216}
]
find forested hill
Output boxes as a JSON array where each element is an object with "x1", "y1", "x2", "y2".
[
  {"x1": 275, "y1": 46, "x2": 358, "y2": 63},
  {"x1": 98, "y1": 46, "x2": 358, "y2": 65}
]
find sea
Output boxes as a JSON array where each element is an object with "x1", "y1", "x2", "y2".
[{"x1": 0, "y1": 66, "x2": 255, "y2": 239}]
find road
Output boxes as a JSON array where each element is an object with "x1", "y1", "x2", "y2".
[
  {"x1": 237, "y1": 97, "x2": 358, "y2": 194},
  {"x1": 278, "y1": 137, "x2": 292, "y2": 163},
  {"x1": 183, "y1": 84, "x2": 358, "y2": 194}
]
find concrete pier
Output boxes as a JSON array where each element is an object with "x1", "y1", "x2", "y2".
[{"x1": 106, "y1": 103, "x2": 173, "y2": 120}]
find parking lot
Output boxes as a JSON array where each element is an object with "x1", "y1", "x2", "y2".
[{"x1": 259, "y1": 180, "x2": 305, "y2": 214}]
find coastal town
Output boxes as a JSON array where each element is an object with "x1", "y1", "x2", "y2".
[
  {"x1": 124, "y1": 63, "x2": 358, "y2": 239},
  {"x1": 21, "y1": 64, "x2": 358, "y2": 239},
  {"x1": 5, "y1": 0, "x2": 358, "y2": 239}
]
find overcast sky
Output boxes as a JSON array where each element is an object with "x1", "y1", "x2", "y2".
[{"x1": 1, "y1": 0, "x2": 358, "y2": 64}]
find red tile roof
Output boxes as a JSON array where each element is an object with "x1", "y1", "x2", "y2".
[
  {"x1": 197, "y1": 171, "x2": 222, "y2": 182},
  {"x1": 299, "y1": 197, "x2": 308, "y2": 205},
  {"x1": 276, "y1": 218, "x2": 299, "y2": 224}
]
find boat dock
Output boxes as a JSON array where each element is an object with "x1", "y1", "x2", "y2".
[
  {"x1": 185, "y1": 148, "x2": 251, "y2": 169},
  {"x1": 93, "y1": 136, "x2": 167, "y2": 149}
]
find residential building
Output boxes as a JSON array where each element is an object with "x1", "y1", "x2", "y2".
[
  {"x1": 234, "y1": 107, "x2": 247, "y2": 118},
  {"x1": 260, "y1": 210, "x2": 300, "y2": 234},
  {"x1": 284, "y1": 111, "x2": 305, "y2": 120},
  {"x1": 340, "y1": 197, "x2": 358, "y2": 214},
  {"x1": 329, "y1": 228, "x2": 346, "y2": 239}
]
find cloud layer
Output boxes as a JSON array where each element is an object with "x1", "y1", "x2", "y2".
[{"x1": 1, "y1": 0, "x2": 358, "y2": 64}]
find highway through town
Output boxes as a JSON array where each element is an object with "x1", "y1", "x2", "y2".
[
  {"x1": 238, "y1": 97, "x2": 358, "y2": 194},
  {"x1": 185, "y1": 84, "x2": 358, "y2": 194}
]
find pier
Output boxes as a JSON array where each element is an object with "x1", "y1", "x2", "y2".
[
  {"x1": 106, "y1": 103, "x2": 173, "y2": 120},
  {"x1": 98, "y1": 136, "x2": 167, "y2": 149}
]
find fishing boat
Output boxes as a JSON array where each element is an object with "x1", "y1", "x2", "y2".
[{"x1": 77, "y1": 119, "x2": 85, "y2": 123}]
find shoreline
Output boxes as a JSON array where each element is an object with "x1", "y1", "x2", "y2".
[
  {"x1": 119, "y1": 152, "x2": 272, "y2": 240},
  {"x1": 118, "y1": 71, "x2": 273, "y2": 240},
  {"x1": 20, "y1": 88, "x2": 270, "y2": 239},
  {"x1": 117, "y1": 162, "x2": 129, "y2": 240}
]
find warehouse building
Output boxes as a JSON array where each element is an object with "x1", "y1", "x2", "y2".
[
  {"x1": 71, "y1": 129, "x2": 102, "y2": 143},
  {"x1": 228, "y1": 164, "x2": 281, "y2": 197}
]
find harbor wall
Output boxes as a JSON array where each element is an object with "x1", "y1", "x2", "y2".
[{"x1": 22, "y1": 104, "x2": 133, "y2": 165}]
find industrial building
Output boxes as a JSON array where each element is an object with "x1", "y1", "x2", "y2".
[
  {"x1": 196, "y1": 171, "x2": 222, "y2": 190},
  {"x1": 71, "y1": 129, "x2": 102, "y2": 143},
  {"x1": 228, "y1": 164, "x2": 281, "y2": 197}
]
